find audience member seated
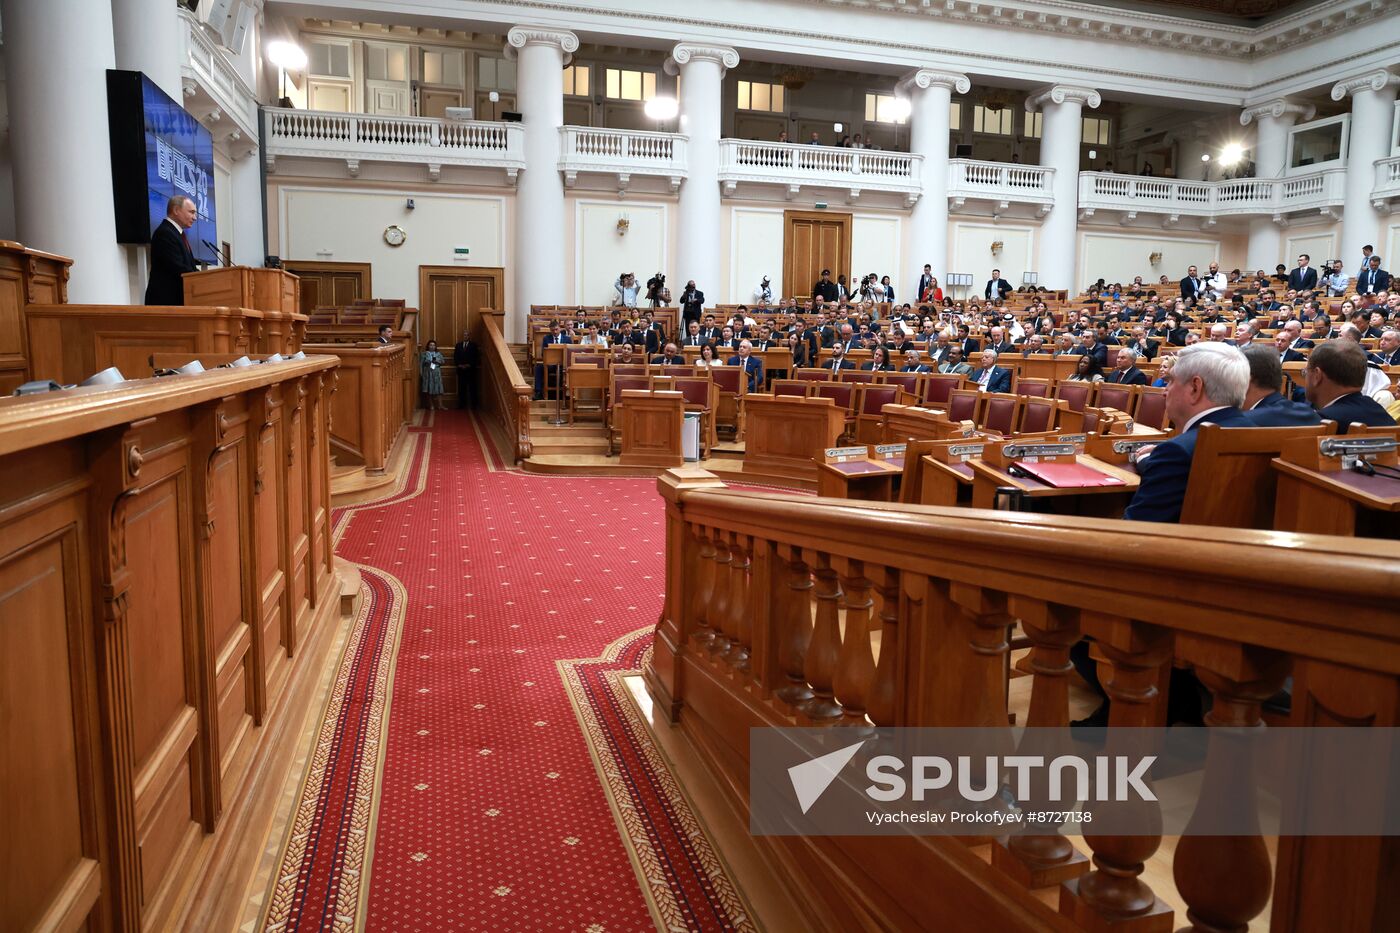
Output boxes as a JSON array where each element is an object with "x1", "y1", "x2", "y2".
[
  {"x1": 938, "y1": 345, "x2": 971, "y2": 375},
  {"x1": 1239, "y1": 345, "x2": 1323, "y2": 426},
  {"x1": 967, "y1": 350, "x2": 1012, "y2": 393},
  {"x1": 1104, "y1": 348, "x2": 1148, "y2": 385},
  {"x1": 900, "y1": 349, "x2": 930, "y2": 373},
  {"x1": 1067, "y1": 353, "x2": 1104, "y2": 384},
  {"x1": 727, "y1": 340, "x2": 764, "y2": 390},
  {"x1": 861, "y1": 346, "x2": 895, "y2": 372},
  {"x1": 652, "y1": 343, "x2": 685, "y2": 365},
  {"x1": 1304, "y1": 341, "x2": 1397, "y2": 432}
]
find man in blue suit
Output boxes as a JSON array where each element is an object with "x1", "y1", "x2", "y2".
[
  {"x1": 1239, "y1": 345, "x2": 1323, "y2": 426},
  {"x1": 726, "y1": 340, "x2": 765, "y2": 392},
  {"x1": 967, "y1": 350, "x2": 1012, "y2": 393},
  {"x1": 534, "y1": 320, "x2": 572, "y2": 398},
  {"x1": 1123, "y1": 342, "x2": 1253, "y2": 523},
  {"x1": 1304, "y1": 341, "x2": 1396, "y2": 433}
]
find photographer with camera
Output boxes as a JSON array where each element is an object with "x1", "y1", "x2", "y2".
[
  {"x1": 679, "y1": 280, "x2": 705, "y2": 327},
  {"x1": 614, "y1": 272, "x2": 640, "y2": 309},
  {"x1": 646, "y1": 271, "x2": 670, "y2": 307}
]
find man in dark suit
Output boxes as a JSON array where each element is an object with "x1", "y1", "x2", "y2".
[
  {"x1": 534, "y1": 321, "x2": 571, "y2": 399},
  {"x1": 812, "y1": 269, "x2": 840, "y2": 303},
  {"x1": 1356, "y1": 255, "x2": 1391, "y2": 296},
  {"x1": 1179, "y1": 265, "x2": 1204, "y2": 304},
  {"x1": 1104, "y1": 348, "x2": 1148, "y2": 385},
  {"x1": 917, "y1": 264, "x2": 935, "y2": 302},
  {"x1": 1124, "y1": 343, "x2": 1253, "y2": 523},
  {"x1": 984, "y1": 269, "x2": 1011, "y2": 301},
  {"x1": 956, "y1": 325, "x2": 980, "y2": 357},
  {"x1": 1368, "y1": 329, "x2": 1400, "y2": 367},
  {"x1": 651, "y1": 343, "x2": 685, "y2": 365},
  {"x1": 1071, "y1": 331, "x2": 1109, "y2": 368},
  {"x1": 679, "y1": 281, "x2": 705, "y2": 328},
  {"x1": 376, "y1": 325, "x2": 394, "y2": 345},
  {"x1": 727, "y1": 340, "x2": 765, "y2": 391},
  {"x1": 681, "y1": 320, "x2": 706, "y2": 348},
  {"x1": 1278, "y1": 321, "x2": 1312, "y2": 360},
  {"x1": 1287, "y1": 254, "x2": 1319, "y2": 293},
  {"x1": 1304, "y1": 341, "x2": 1396, "y2": 432},
  {"x1": 823, "y1": 346, "x2": 855, "y2": 371},
  {"x1": 967, "y1": 350, "x2": 1012, "y2": 393},
  {"x1": 1127, "y1": 327, "x2": 1159, "y2": 360},
  {"x1": 145, "y1": 195, "x2": 199, "y2": 305},
  {"x1": 899, "y1": 349, "x2": 930, "y2": 373},
  {"x1": 1239, "y1": 345, "x2": 1322, "y2": 426},
  {"x1": 453, "y1": 328, "x2": 480, "y2": 408}
]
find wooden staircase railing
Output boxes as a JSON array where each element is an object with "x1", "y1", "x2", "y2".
[
  {"x1": 479, "y1": 308, "x2": 532, "y2": 462},
  {"x1": 647, "y1": 468, "x2": 1400, "y2": 932}
]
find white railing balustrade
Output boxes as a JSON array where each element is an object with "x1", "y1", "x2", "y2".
[
  {"x1": 717, "y1": 140, "x2": 922, "y2": 201},
  {"x1": 556, "y1": 126, "x2": 689, "y2": 192},
  {"x1": 1077, "y1": 168, "x2": 1346, "y2": 218},
  {"x1": 947, "y1": 159, "x2": 1055, "y2": 208},
  {"x1": 178, "y1": 9, "x2": 258, "y2": 139},
  {"x1": 1373, "y1": 155, "x2": 1400, "y2": 205},
  {"x1": 263, "y1": 107, "x2": 525, "y2": 177}
]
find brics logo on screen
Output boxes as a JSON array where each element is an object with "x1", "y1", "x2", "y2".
[{"x1": 156, "y1": 138, "x2": 210, "y2": 218}]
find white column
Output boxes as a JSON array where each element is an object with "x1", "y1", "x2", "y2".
[
  {"x1": 1172, "y1": 125, "x2": 1211, "y2": 181},
  {"x1": 1331, "y1": 69, "x2": 1400, "y2": 273},
  {"x1": 111, "y1": 0, "x2": 183, "y2": 101},
  {"x1": 667, "y1": 43, "x2": 738, "y2": 302},
  {"x1": 507, "y1": 26, "x2": 578, "y2": 341},
  {"x1": 1, "y1": 0, "x2": 127, "y2": 303},
  {"x1": 230, "y1": 152, "x2": 265, "y2": 266},
  {"x1": 1027, "y1": 85, "x2": 1099, "y2": 293},
  {"x1": 899, "y1": 68, "x2": 968, "y2": 291},
  {"x1": 1240, "y1": 98, "x2": 1315, "y2": 274}
]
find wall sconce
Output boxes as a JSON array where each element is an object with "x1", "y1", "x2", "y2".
[
  {"x1": 990, "y1": 240, "x2": 1003, "y2": 255},
  {"x1": 1149, "y1": 251, "x2": 1163, "y2": 266},
  {"x1": 616, "y1": 215, "x2": 630, "y2": 236}
]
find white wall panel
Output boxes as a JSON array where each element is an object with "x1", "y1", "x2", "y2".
[
  {"x1": 1286, "y1": 229, "x2": 1337, "y2": 269},
  {"x1": 728, "y1": 206, "x2": 784, "y2": 303},
  {"x1": 574, "y1": 200, "x2": 668, "y2": 306},
  {"x1": 279, "y1": 186, "x2": 506, "y2": 306},
  {"x1": 850, "y1": 213, "x2": 903, "y2": 297},
  {"x1": 952, "y1": 222, "x2": 1034, "y2": 295},
  {"x1": 1078, "y1": 231, "x2": 1219, "y2": 287}
]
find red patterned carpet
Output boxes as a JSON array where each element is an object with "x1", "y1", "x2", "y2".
[{"x1": 261, "y1": 411, "x2": 752, "y2": 932}]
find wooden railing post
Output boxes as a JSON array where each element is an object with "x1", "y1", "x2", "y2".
[
  {"x1": 1061, "y1": 614, "x2": 1174, "y2": 932},
  {"x1": 866, "y1": 566, "x2": 902, "y2": 728},
  {"x1": 1171, "y1": 637, "x2": 1287, "y2": 933},
  {"x1": 832, "y1": 557, "x2": 875, "y2": 725},
  {"x1": 772, "y1": 544, "x2": 814, "y2": 713},
  {"x1": 689, "y1": 522, "x2": 717, "y2": 649},
  {"x1": 802, "y1": 552, "x2": 844, "y2": 722},
  {"x1": 722, "y1": 533, "x2": 753, "y2": 673},
  {"x1": 706, "y1": 529, "x2": 733, "y2": 657}
]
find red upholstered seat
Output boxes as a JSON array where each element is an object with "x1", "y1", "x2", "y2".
[
  {"x1": 771, "y1": 380, "x2": 810, "y2": 398},
  {"x1": 878, "y1": 372, "x2": 922, "y2": 396},
  {"x1": 841, "y1": 371, "x2": 877, "y2": 384},
  {"x1": 924, "y1": 374, "x2": 963, "y2": 406},
  {"x1": 947, "y1": 389, "x2": 981, "y2": 424},
  {"x1": 1135, "y1": 386, "x2": 1168, "y2": 429},
  {"x1": 1097, "y1": 383, "x2": 1133, "y2": 415},
  {"x1": 1055, "y1": 381, "x2": 1093, "y2": 413},
  {"x1": 1019, "y1": 396, "x2": 1057, "y2": 434},
  {"x1": 982, "y1": 393, "x2": 1021, "y2": 435},
  {"x1": 1016, "y1": 378, "x2": 1051, "y2": 398},
  {"x1": 795, "y1": 368, "x2": 832, "y2": 382}
]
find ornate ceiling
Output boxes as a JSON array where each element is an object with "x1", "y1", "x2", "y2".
[{"x1": 1076, "y1": 0, "x2": 1329, "y2": 22}]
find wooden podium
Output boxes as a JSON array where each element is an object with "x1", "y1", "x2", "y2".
[
  {"x1": 619, "y1": 390, "x2": 685, "y2": 467},
  {"x1": 183, "y1": 266, "x2": 300, "y2": 314},
  {"x1": 743, "y1": 394, "x2": 847, "y2": 485}
]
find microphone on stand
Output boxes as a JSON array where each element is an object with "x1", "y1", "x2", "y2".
[{"x1": 201, "y1": 240, "x2": 224, "y2": 267}]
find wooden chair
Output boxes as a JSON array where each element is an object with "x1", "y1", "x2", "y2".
[
  {"x1": 946, "y1": 389, "x2": 984, "y2": 427},
  {"x1": 1181, "y1": 422, "x2": 1334, "y2": 528},
  {"x1": 607, "y1": 375, "x2": 653, "y2": 454},
  {"x1": 709, "y1": 365, "x2": 747, "y2": 439},
  {"x1": 661, "y1": 365, "x2": 696, "y2": 376},
  {"x1": 566, "y1": 364, "x2": 609, "y2": 425},
  {"x1": 612, "y1": 364, "x2": 646, "y2": 376},
  {"x1": 897, "y1": 439, "x2": 944, "y2": 505},
  {"x1": 795, "y1": 368, "x2": 832, "y2": 383},
  {"x1": 814, "y1": 383, "x2": 858, "y2": 443},
  {"x1": 1015, "y1": 377, "x2": 1052, "y2": 398},
  {"x1": 841, "y1": 370, "x2": 878, "y2": 384},
  {"x1": 1096, "y1": 382, "x2": 1135, "y2": 418},
  {"x1": 854, "y1": 385, "x2": 907, "y2": 444},
  {"x1": 877, "y1": 372, "x2": 924, "y2": 398},
  {"x1": 980, "y1": 393, "x2": 1023, "y2": 436},
  {"x1": 671, "y1": 376, "x2": 718, "y2": 457},
  {"x1": 771, "y1": 379, "x2": 812, "y2": 398},
  {"x1": 1018, "y1": 396, "x2": 1060, "y2": 434},
  {"x1": 924, "y1": 373, "x2": 964, "y2": 407},
  {"x1": 1135, "y1": 385, "x2": 1168, "y2": 429},
  {"x1": 1054, "y1": 380, "x2": 1095, "y2": 414}
]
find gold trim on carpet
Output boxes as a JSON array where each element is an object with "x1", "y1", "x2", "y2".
[
  {"x1": 558, "y1": 629, "x2": 759, "y2": 933},
  {"x1": 332, "y1": 432, "x2": 432, "y2": 545}
]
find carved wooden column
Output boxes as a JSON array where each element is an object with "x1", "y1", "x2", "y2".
[
  {"x1": 706, "y1": 529, "x2": 733, "y2": 656},
  {"x1": 1060, "y1": 614, "x2": 1173, "y2": 932},
  {"x1": 689, "y1": 522, "x2": 717, "y2": 648},
  {"x1": 832, "y1": 557, "x2": 876, "y2": 725},
  {"x1": 942, "y1": 582, "x2": 1013, "y2": 727},
  {"x1": 802, "y1": 552, "x2": 844, "y2": 722},
  {"x1": 866, "y1": 566, "x2": 902, "y2": 728},
  {"x1": 1171, "y1": 637, "x2": 1287, "y2": 933},
  {"x1": 722, "y1": 533, "x2": 752, "y2": 673},
  {"x1": 994, "y1": 596, "x2": 1089, "y2": 887},
  {"x1": 772, "y1": 544, "x2": 815, "y2": 712}
]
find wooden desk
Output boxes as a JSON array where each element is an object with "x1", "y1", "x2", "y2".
[
  {"x1": 968, "y1": 454, "x2": 1139, "y2": 515},
  {"x1": 619, "y1": 389, "x2": 684, "y2": 467},
  {"x1": 1272, "y1": 459, "x2": 1400, "y2": 536},
  {"x1": 816, "y1": 455, "x2": 901, "y2": 500},
  {"x1": 743, "y1": 394, "x2": 846, "y2": 485}
]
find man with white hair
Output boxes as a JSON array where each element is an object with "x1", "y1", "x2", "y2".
[{"x1": 1123, "y1": 342, "x2": 1252, "y2": 523}]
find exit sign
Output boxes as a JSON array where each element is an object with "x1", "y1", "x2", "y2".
[{"x1": 453, "y1": 246, "x2": 471, "y2": 261}]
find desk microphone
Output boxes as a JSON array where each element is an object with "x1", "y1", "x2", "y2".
[{"x1": 201, "y1": 240, "x2": 224, "y2": 266}]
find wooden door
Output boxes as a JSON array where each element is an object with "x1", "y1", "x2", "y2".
[
  {"x1": 418, "y1": 266, "x2": 504, "y2": 398},
  {"x1": 281, "y1": 260, "x2": 372, "y2": 313},
  {"x1": 419, "y1": 87, "x2": 463, "y2": 119},
  {"x1": 474, "y1": 91, "x2": 516, "y2": 121},
  {"x1": 784, "y1": 210, "x2": 852, "y2": 303}
]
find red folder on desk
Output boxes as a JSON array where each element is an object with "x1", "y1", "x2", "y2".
[{"x1": 1014, "y1": 460, "x2": 1126, "y2": 488}]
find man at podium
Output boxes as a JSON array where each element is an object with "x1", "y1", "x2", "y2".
[{"x1": 145, "y1": 195, "x2": 198, "y2": 306}]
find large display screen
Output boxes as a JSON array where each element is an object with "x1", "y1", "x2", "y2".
[{"x1": 107, "y1": 69, "x2": 218, "y2": 263}]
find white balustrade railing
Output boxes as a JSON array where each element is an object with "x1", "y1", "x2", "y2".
[
  {"x1": 178, "y1": 9, "x2": 257, "y2": 138},
  {"x1": 263, "y1": 107, "x2": 525, "y2": 174},
  {"x1": 946, "y1": 159, "x2": 1055, "y2": 205},
  {"x1": 1373, "y1": 155, "x2": 1400, "y2": 204},
  {"x1": 1077, "y1": 168, "x2": 1346, "y2": 217},
  {"x1": 556, "y1": 126, "x2": 689, "y2": 190},
  {"x1": 717, "y1": 139, "x2": 922, "y2": 198}
]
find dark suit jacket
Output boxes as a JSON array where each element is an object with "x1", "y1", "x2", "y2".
[
  {"x1": 968, "y1": 366, "x2": 1011, "y2": 394},
  {"x1": 1164, "y1": 328, "x2": 1189, "y2": 346},
  {"x1": 1357, "y1": 268, "x2": 1391, "y2": 295},
  {"x1": 727, "y1": 354, "x2": 764, "y2": 390},
  {"x1": 1368, "y1": 348, "x2": 1400, "y2": 367},
  {"x1": 988, "y1": 341, "x2": 1016, "y2": 356},
  {"x1": 823, "y1": 358, "x2": 854, "y2": 371},
  {"x1": 1129, "y1": 339, "x2": 1159, "y2": 360},
  {"x1": 453, "y1": 339, "x2": 479, "y2": 368},
  {"x1": 1243, "y1": 392, "x2": 1323, "y2": 426},
  {"x1": 1179, "y1": 276, "x2": 1203, "y2": 302},
  {"x1": 959, "y1": 337, "x2": 981, "y2": 357},
  {"x1": 900, "y1": 364, "x2": 931, "y2": 373},
  {"x1": 145, "y1": 219, "x2": 197, "y2": 305},
  {"x1": 984, "y1": 279, "x2": 1011, "y2": 300},
  {"x1": 1104, "y1": 367, "x2": 1148, "y2": 386},
  {"x1": 1317, "y1": 393, "x2": 1396, "y2": 433},
  {"x1": 1287, "y1": 266, "x2": 1319, "y2": 291},
  {"x1": 680, "y1": 290, "x2": 705, "y2": 319},
  {"x1": 651, "y1": 354, "x2": 685, "y2": 365},
  {"x1": 1071, "y1": 342, "x2": 1109, "y2": 368},
  {"x1": 1124, "y1": 407, "x2": 1253, "y2": 523}
]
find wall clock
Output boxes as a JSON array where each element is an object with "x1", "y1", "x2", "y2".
[{"x1": 384, "y1": 224, "x2": 407, "y2": 247}]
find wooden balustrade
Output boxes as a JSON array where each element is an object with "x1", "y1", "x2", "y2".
[
  {"x1": 479, "y1": 307, "x2": 532, "y2": 462},
  {"x1": 646, "y1": 469, "x2": 1400, "y2": 932},
  {"x1": 0, "y1": 239, "x2": 72, "y2": 393},
  {"x1": 0, "y1": 355, "x2": 346, "y2": 932},
  {"x1": 302, "y1": 341, "x2": 405, "y2": 473}
]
